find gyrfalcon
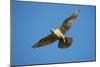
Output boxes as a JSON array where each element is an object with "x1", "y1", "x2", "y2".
[{"x1": 32, "y1": 9, "x2": 79, "y2": 48}]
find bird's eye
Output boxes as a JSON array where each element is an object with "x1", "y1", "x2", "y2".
[{"x1": 51, "y1": 29, "x2": 53, "y2": 32}]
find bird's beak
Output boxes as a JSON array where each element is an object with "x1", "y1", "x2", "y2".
[{"x1": 51, "y1": 29, "x2": 54, "y2": 33}]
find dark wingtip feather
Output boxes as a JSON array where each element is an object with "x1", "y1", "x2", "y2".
[
  {"x1": 73, "y1": 9, "x2": 80, "y2": 16},
  {"x1": 32, "y1": 44, "x2": 38, "y2": 48}
]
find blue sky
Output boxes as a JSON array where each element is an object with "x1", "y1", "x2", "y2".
[{"x1": 11, "y1": 1, "x2": 96, "y2": 66}]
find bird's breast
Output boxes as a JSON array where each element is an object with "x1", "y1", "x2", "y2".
[{"x1": 52, "y1": 29, "x2": 64, "y2": 39}]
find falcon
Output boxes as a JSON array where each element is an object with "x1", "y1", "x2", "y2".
[{"x1": 32, "y1": 9, "x2": 79, "y2": 48}]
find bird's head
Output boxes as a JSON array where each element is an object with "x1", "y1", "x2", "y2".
[
  {"x1": 51, "y1": 28, "x2": 55, "y2": 34},
  {"x1": 51, "y1": 28, "x2": 58, "y2": 34}
]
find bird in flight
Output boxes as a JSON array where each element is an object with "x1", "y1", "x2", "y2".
[{"x1": 32, "y1": 9, "x2": 79, "y2": 48}]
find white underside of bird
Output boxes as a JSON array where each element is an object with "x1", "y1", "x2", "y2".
[{"x1": 51, "y1": 28, "x2": 66, "y2": 43}]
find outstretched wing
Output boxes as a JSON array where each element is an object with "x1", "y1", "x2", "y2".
[
  {"x1": 32, "y1": 34, "x2": 57, "y2": 48},
  {"x1": 59, "y1": 9, "x2": 79, "y2": 34}
]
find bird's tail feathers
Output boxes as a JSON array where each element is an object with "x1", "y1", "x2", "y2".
[{"x1": 58, "y1": 37, "x2": 73, "y2": 48}]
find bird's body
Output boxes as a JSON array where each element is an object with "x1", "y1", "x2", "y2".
[
  {"x1": 51, "y1": 29, "x2": 63, "y2": 39},
  {"x1": 32, "y1": 9, "x2": 79, "y2": 48},
  {"x1": 51, "y1": 28, "x2": 66, "y2": 43}
]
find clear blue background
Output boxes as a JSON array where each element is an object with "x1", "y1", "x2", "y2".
[{"x1": 11, "y1": 1, "x2": 96, "y2": 65}]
